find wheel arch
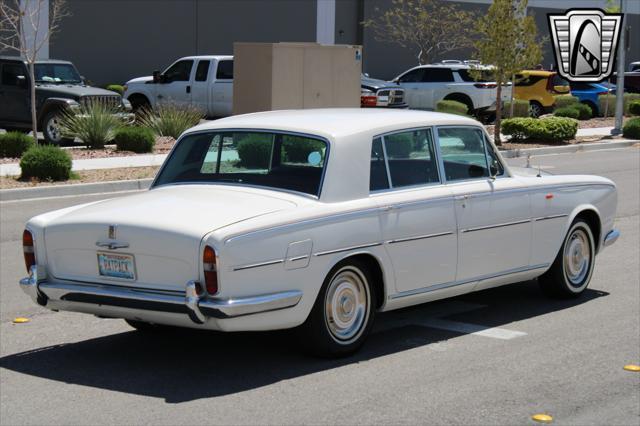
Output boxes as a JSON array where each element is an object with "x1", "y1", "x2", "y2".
[
  {"x1": 443, "y1": 92, "x2": 474, "y2": 112},
  {"x1": 567, "y1": 206, "x2": 602, "y2": 253},
  {"x1": 37, "y1": 98, "x2": 73, "y2": 128},
  {"x1": 126, "y1": 92, "x2": 152, "y2": 110}
]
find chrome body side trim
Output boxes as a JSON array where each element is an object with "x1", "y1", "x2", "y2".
[
  {"x1": 289, "y1": 255, "x2": 309, "y2": 262},
  {"x1": 603, "y1": 229, "x2": 620, "y2": 247},
  {"x1": 18, "y1": 275, "x2": 303, "y2": 321},
  {"x1": 314, "y1": 242, "x2": 383, "y2": 257},
  {"x1": 233, "y1": 259, "x2": 284, "y2": 271},
  {"x1": 389, "y1": 263, "x2": 550, "y2": 300},
  {"x1": 386, "y1": 231, "x2": 454, "y2": 244},
  {"x1": 534, "y1": 214, "x2": 569, "y2": 222},
  {"x1": 461, "y1": 219, "x2": 531, "y2": 233}
]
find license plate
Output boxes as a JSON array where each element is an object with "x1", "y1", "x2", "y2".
[{"x1": 97, "y1": 252, "x2": 136, "y2": 280}]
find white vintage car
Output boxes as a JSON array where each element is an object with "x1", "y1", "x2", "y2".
[{"x1": 20, "y1": 109, "x2": 619, "y2": 356}]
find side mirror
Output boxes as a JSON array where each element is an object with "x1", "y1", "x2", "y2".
[
  {"x1": 554, "y1": 85, "x2": 570, "y2": 94},
  {"x1": 80, "y1": 75, "x2": 86, "y2": 85},
  {"x1": 363, "y1": 73, "x2": 370, "y2": 78},
  {"x1": 152, "y1": 70, "x2": 161, "y2": 83},
  {"x1": 16, "y1": 75, "x2": 27, "y2": 88}
]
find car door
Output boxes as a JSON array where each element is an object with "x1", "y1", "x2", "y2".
[
  {"x1": 436, "y1": 126, "x2": 532, "y2": 282},
  {"x1": 421, "y1": 67, "x2": 455, "y2": 109},
  {"x1": 191, "y1": 59, "x2": 211, "y2": 115},
  {"x1": 396, "y1": 68, "x2": 426, "y2": 109},
  {"x1": 0, "y1": 61, "x2": 30, "y2": 123},
  {"x1": 370, "y1": 129, "x2": 457, "y2": 294},
  {"x1": 211, "y1": 59, "x2": 233, "y2": 117},
  {"x1": 158, "y1": 59, "x2": 194, "y2": 107}
]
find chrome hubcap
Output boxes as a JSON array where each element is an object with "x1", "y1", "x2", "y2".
[
  {"x1": 563, "y1": 229, "x2": 591, "y2": 286},
  {"x1": 325, "y1": 268, "x2": 369, "y2": 343},
  {"x1": 529, "y1": 104, "x2": 541, "y2": 118}
]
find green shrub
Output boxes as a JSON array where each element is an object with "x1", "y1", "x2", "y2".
[
  {"x1": 384, "y1": 133, "x2": 414, "y2": 157},
  {"x1": 0, "y1": 132, "x2": 35, "y2": 158},
  {"x1": 114, "y1": 127, "x2": 155, "y2": 153},
  {"x1": 554, "y1": 106, "x2": 580, "y2": 119},
  {"x1": 436, "y1": 100, "x2": 468, "y2": 116},
  {"x1": 502, "y1": 117, "x2": 577, "y2": 142},
  {"x1": 622, "y1": 117, "x2": 640, "y2": 139},
  {"x1": 599, "y1": 93, "x2": 640, "y2": 117},
  {"x1": 137, "y1": 103, "x2": 203, "y2": 139},
  {"x1": 503, "y1": 99, "x2": 530, "y2": 118},
  {"x1": 20, "y1": 145, "x2": 72, "y2": 181},
  {"x1": 554, "y1": 95, "x2": 580, "y2": 108},
  {"x1": 58, "y1": 101, "x2": 124, "y2": 148},
  {"x1": 573, "y1": 102, "x2": 593, "y2": 120},
  {"x1": 236, "y1": 134, "x2": 272, "y2": 169},
  {"x1": 629, "y1": 100, "x2": 640, "y2": 116},
  {"x1": 282, "y1": 136, "x2": 325, "y2": 163},
  {"x1": 105, "y1": 84, "x2": 124, "y2": 95}
]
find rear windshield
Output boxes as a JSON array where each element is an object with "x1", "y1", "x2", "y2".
[{"x1": 154, "y1": 131, "x2": 328, "y2": 196}]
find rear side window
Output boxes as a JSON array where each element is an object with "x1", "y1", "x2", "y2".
[
  {"x1": 397, "y1": 68, "x2": 425, "y2": 83},
  {"x1": 195, "y1": 60, "x2": 210, "y2": 82},
  {"x1": 437, "y1": 127, "x2": 490, "y2": 181},
  {"x1": 216, "y1": 60, "x2": 233, "y2": 79},
  {"x1": 370, "y1": 137, "x2": 389, "y2": 191},
  {"x1": 1, "y1": 63, "x2": 26, "y2": 86},
  {"x1": 514, "y1": 75, "x2": 545, "y2": 87},
  {"x1": 422, "y1": 68, "x2": 454, "y2": 83},
  {"x1": 457, "y1": 69, "x2": 491, "y2": 82}
]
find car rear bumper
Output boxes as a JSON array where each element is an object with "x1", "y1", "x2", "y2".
[{"x1": 19, "y1": 266, "x2": 302, "y2": 324}]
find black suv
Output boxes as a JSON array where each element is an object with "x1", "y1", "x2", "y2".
[{"x1": 0, "y1": 56, "x2": 133, "y2": 144}]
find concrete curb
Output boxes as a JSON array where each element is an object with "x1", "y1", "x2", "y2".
[
  {"x1": 0, "y1": 178, "x2": 152, "y2": 202},
  {"x1": 1, "y1": 139, "x2": 638, "y2": 201},
  {"x1": 499, "y1": 139, "x2": 639, "y2": 158}
]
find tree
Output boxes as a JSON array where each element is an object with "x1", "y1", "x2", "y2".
[
  {"x1": 363, "y1": 0, "x2": 478, "y2": 65},
  {"x1": 0, "y1": 0, "x2": 67, "y2": 140},
  {"x1": 472, "y1": 0, "x2": 542, "y2": 145}
]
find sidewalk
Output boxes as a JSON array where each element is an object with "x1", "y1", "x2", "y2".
[{"x1": 0, "y1": 126, "x2": 626, "y2": 177}]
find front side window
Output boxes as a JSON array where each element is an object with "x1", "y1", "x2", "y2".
[
  {"x1": 163, "y1": 60, "x2": 193, "y2": 82},
  {"x1": 1, "y1": 63, "x2": 26, "y2": 86},
  {"x1": 154, "y1": 131, "x2": 327, "y2": 196},
  {"x1": 397, "y1": 68, "x2": 425, "y2": 83},
  {"x1": 437, "y1": 127, "x2": 490, "y2": 181},
  {"x1": 216, "y1": 60, "x2": 233, "y2": 79}
]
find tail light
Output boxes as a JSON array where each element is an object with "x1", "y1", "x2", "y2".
[
  {"x1": 23, "y1": 229, "x2": 35, "y2": 273},
  {"x1": 474, "y1": 83, "x2": 497, "y2": 89},
  {"x1": 361, "y1": 95, "x2": 378, "y2": 107},
  {"x1": 597, "y1": 91, "x2": 609, "y2": 96},
  {"x1": 203, "y1": 245, "x2": 218, "y2": 295}
]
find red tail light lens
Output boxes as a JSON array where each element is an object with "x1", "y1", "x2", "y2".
[
  {"x1": 203, "y1": 245, "x2": 218, "y2": 295},
  {"x1": 23, "y1": 229, "x2": 35, "y2": 273}
]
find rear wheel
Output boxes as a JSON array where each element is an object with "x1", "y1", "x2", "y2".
[
  {"x1": 529, "y1": 101, "x2": 543, "y2": 118},
  {"x1": 539, "y1": 220, "x2": 595, "y2": 298},
  {"x1": 298, "y1": 259, "x2": 376, "y2": 357}
]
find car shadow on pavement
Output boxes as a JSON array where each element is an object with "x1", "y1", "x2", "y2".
[{"x1": 0, "y1": 280, "x2": 608, "y2": 403}]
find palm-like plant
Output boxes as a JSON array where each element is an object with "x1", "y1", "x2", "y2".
[
  {"x1": 137, "y1": 103, "x2": 204, "y2": 139},
  {"x1": 59, "y1": 101, "x2": 124, "y2": 148}
]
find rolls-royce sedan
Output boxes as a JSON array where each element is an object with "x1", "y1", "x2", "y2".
[{"x1": 20, "y1": 109, "x2": 619, "y2": 356}]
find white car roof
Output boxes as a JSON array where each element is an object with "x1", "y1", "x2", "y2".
[
  {"x1": 188, "y1": 108, "x2": 481, "y2": 139},
  {"x1": 178, "y1": 55, "x2": 233, "y2": 60}
]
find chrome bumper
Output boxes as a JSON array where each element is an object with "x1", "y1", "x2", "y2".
[
  {"x1": 603, "y1": 229, "x2": 620, "y2": 247},
  {"x1": 19, "y1": 267, "x2": 302, "y2": 324}
]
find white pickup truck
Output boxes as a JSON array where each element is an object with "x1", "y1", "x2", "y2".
[{"x1": 123, "y1": 55, "x2": 233, "y2": 117}]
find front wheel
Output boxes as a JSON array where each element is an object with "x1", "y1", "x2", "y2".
[
  {"x1": 298, "y1": 259, "x2": 376, "y2": 357},
  {"x1": 42, "y1": 110, "x2": 73, "y2": 145},
  {"x1": 539, "y1": 220, "x2": 595, "y2": 298}
]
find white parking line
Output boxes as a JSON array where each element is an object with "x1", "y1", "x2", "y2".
[{"x1": 418, "y1": 318, "x2": 527, "y2": 340}]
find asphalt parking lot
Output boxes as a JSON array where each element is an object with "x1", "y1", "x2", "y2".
[{"x1": 1, "y1": 146, "x2": 638, "y2": 425}]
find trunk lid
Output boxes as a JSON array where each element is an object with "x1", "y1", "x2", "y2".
[{"x1": 43, "y1": 185, "x2": 296, "y2": 291}]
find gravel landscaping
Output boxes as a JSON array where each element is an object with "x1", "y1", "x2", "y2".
[{"x1": 0, "y1": 166, "x2": 159, "y2": 189}]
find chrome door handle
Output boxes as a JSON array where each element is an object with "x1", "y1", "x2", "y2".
[
  {"x1": 381, "y1": 205, "x2": 397, "y2": 212},
  {"x1": 455, "y1": 195, "x2": 471, "y2": 201}
]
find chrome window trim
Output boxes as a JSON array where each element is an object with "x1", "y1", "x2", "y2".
[
  {"x1": 389, "y1": 263, "x2": 551, "y2": 300},
  {"x1": 461, "y1": 219, "x2": 531, "y2": 233},
  {"x1": 151, "y1": 128, "x2": 332, "y2": 199}
]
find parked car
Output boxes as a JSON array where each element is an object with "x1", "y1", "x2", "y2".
[
  {"x1": 19, "y1": 109, "x2": 619, "y2": 356},
  {"x1": 0, "y1": 56, "x2": 133, "y2": 144},
  {"x1": 569, "y1": 82, "x2": 610, "y2": 116},
  {"x1": 609, "y1": 71, "x2": 640, "y2": 94},
  {"x1": 391, "y1": 64, "x2": 511, "y2": 117},
  {"x1": 628, "y1": 61, "x2": 640, "y2": 72},
  {"x1": 360, "y1": 74, "x2": 407, "y2": 108},
  {"x1": 123, "y1": 55, "x2": 234, "y2": 117},
  {"x1": 513, "y1": 70, "x2": 570, "y2": 117}
]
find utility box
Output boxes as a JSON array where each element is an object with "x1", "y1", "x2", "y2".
[{"x1": 233, "y1": 42, "x2": 362, "y2": 115}]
